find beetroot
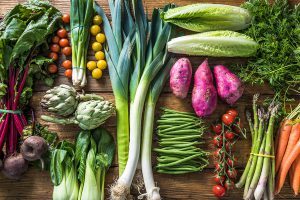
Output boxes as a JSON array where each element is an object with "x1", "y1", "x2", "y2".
[
  {"x1": 214, "y1": 65, "x2": 244, "y2": 105},
  {"x1": 21, "y1": 136, "x2": 48, "y2": 161},
  {"x1": 192, "y1": 59, "x2": 217, "y2": 117},
  {"x1": 2, "y1": 153, "x2": 28, "y2": 180},
  {"x1": 169, "y1": 58, "x2": 192, "y2": 99}
]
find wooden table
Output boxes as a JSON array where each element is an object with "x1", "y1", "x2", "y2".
[{"x1": 0, "y1": 0, "x2": 299, "y2": 199}]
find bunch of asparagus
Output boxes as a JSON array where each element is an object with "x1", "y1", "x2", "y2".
[{"x1": 236, "y1": 94, "x2": 279, "y2": 200}]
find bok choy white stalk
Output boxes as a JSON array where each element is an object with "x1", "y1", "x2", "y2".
[
  {"x1": 140, "y1": 59, "x2": 174, "y2": 200},
  {"x1": 94, "y1": 1, "x2": 135, "y2": 175},
  {"x1": 111, "y1": 2, "x2": 173, "y2": 199}
]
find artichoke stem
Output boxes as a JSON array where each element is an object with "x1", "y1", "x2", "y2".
[
  {"x1": 41, "y1": 115, "x2": 75, "y2": 125},
  {"x1": 79, "y1": 94, "x2": 103, "y2": 101}
]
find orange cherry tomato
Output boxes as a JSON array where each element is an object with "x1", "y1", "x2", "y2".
[
  {"x1": 64, "y1": 69, "x2": 72, "y2": 78},
  {"x1": 62, "y1": 60, "x2": 72, "y2": 69},
  {"x1": 62, "y1": 46, "x2": 72, "y2": 56},
  {"x1": 50, "y1": 44, "x2": 60, "y2": 53},
  {"x1": 57, "y1": 28, "x2": 68, "y2": 38},
  {"x1": 51, "y1": 36, "x2": 60, "y2": 44},
  {"x1": 48, "y1": 52, "x2": 58, "y2": 61},
  {"x1": 62, "y1": 14, "x2": 70, "y2": 24},
  {"x1": 59, "y1": 38, "x2": 69, "y2": 47},
  {"x1": 48, "y1": 64, "x2": 58, "y2": 74}
]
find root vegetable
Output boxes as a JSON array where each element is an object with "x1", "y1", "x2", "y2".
[
  {"x1": 169, "y1": 58, "x2": 192, "y2": 99},
  {"x1": 2, "y1": 153, "x2": 28, "y2": 180},
  {"x1": 213, "y1": 65, "x2": 244, "y2": 105},
  {"x1": 21, "y1": 136, "x2": 48, "y2": 162},
  {"x1": 192, "y1": 59, "x2": 217, "y2": 117}
]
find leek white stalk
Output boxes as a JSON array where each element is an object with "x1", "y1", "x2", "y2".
[{"x1": 140, "y1": 59, "x2": 174, "y2": 200}]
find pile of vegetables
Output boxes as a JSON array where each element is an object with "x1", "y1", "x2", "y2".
[
  {"x1": 50, "y1": 128, "x2": 115, "y2": 200},
  {"x1": 70, "y1": 0, "x2": 93, "y2": 87},
  {"x1": 211, "y1": 109, "x2": 245, "y2": 198},
  {"x1": 40, "y1": 84, "x2": 115, "y2": 130},
  {"x1": 0, "y1": 0, "x2": 61, "y2": 179},
  {"x1": 275, "y1": 104, "x2": 300, "y2": 195},
  {"x1": 236, "y1": 94, "x2": 279, "y2": 200},
  {"x1": 161, "y1": 3, "x2": 251, "y2": 33},
  {"x1": 154, "y1": 107, "x2": 209, "y2": 174},
  {"x1": 237, "y1": 0, "x2": 300, "y2": 101}
]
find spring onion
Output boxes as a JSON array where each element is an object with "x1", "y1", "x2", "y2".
[{"x1": 70, "y1": 0, "x2": 93, "y2": 87}]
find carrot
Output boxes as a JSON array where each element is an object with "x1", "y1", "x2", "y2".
[
  {"x1": 289, "y1": 163, "x2": 295, "y2": 187},
  {"x1": 292, "y1": 155, "x2": 300, "y2": 195},
  {"x1": 275, "y1": 136, "x2": 300, "y2": 194},
  {"x1": 275, "y1": 119, "x2": 293, "y2": 173}
]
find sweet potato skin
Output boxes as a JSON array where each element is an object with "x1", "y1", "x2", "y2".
[
  {"x1": 213, "y1": 65, "x2": 244, "y2": 105},
  {"x1": 169, "y1": 58, "x2": 192, "y2": 99},
  {"x1": 192, "y1": 59, "x2": 217, "y2": 117}
]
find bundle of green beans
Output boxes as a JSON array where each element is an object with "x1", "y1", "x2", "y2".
[{"x1": 154, "y1": 107, "x2": 209, "y2": 174}]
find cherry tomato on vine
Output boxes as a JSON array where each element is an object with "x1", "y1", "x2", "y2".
[
  {"x1": 62, "y1": 60, "x2": 72, "y2": 69},
  {"x1": 215, "y1": 163, "x2": 226, "y2": 172},
  {"x1": 227, "y1": 168, "x2": 237, "y2": 179},
  {"x1": 214, "y1": 174, "x2": 226, "y2": 184},
  {"x1": 227, "y1": 157, "x2": 237, "y2": 168},
  {"x1": 222, "y1": 114, "x2": 235, "y2": 126},
  {"x1": 59, "y1": 38, "x2": 69, "y2": 47},
  {"x1": 213, "y1": 135, "x2": 223, "y2": 147},
  {"x1": 225, "y1": 142, "x2": 232, "y2": 151},
  {"x1": 212, "y1": 123, "x2": 222, "y2": 135},
  {"x1": 212, "y1": 185, "x2": 226, "y2": 198},
  {"x1": 57, "y1": 28, "x2": 68, "y2": 38},
  {"x1": 225, "y1": 131, "x2": 235, "y2": 140},
  {"x1": 64, "y1": 69, "x2": 72, "y2": 78},
  {"x1": 62, "y1": 14, "x2": 70, "y2": 24},
  {"x1": 224, "y1": 179, "x2": 235, "y2": 190},
  {"x1": 62, "y1": 46, "x2": 72, "y2": 56},
  {"x1": 214, "y1": 148, "x2": 225, "y2": 158},
  {"x1": 226, "y1": 109, "x2": 238, "y2": 118},
  {"x1": 233, "y1": 120, "x2": 242, "y2": 134}
]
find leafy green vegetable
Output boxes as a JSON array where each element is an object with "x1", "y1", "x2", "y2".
[
  {"x1": 168, "y1": 30, "x2": 258, "y2": 57},
  {"x1": 161, "y1": 3, "x2": 251, "y2": 32},
  {"x1": 237, "y1": 0, "x2": 300, "y2": 101}
]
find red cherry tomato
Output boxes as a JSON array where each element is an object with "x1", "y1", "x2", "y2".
[
  {"x1": 227, "y1": 168, "x2": 237, "y2": 179},
  {"x1": 224, "y1": 179, "x2": 235, "y2": 190},
  {"x1": 213, "y1": 185, "x2": 226, "y2": 198},
  {"x1": 225, "y1": 131, "x2": 235, "y2": 140},
  {"x1": 48, "y1": 52, "x2": 58, "y2": 61},
  {"x1": 225, "y1": 142, "x2": 232, "y2": 151},
  {"x1": 227, "y1": 157, "x2": 237, "y2": 168},
  {"x1": 59, "y1": 38, "x2": 69, "y2": 47},
  {"x1": 64, "y1": 69, "x2": 72, "y2": 78},
  {"x1": 62, "y1": 14, "x2": 70, "y2": 24},
  {"x1": 214, "y1": 148, "x2": 225, "y2": 158},
  {"x1": 212, "y1": 123, "x2": 222, "y2": 135},
  {"x1": 222, "y1": 114, "x2": 235, "y2": 126},
  {"x1": 50, "y1": 44, "x2": 60, "y2": 53},
  {"x1": 233, "y1": 120, "x2": 242, "y2": 134},
  {"x1": 215, "y1": 163, "x2": 227, "y2": 172},
  {"x1": 226, "y1": 109, "x2": 238, "y2": 118},
  {"x1": 214, "y1": 174, "x2": 226, "y2": 184},
  {"x1": 51, "y1": 36, "x2": 60, "y2": 44},
  {"x1": 62, "y1": 46, "x2": 72, "y2": 56},
  {"x1": 47, "y1": 64, "x2": 58, "y2": 74},
  {"x1": 62, "y1": 60, "x2": 72, "y2": 69},
  {"x1": 213, "y1": 135, "x2": 223, "y2": 147},
  {"x1": 57, "y1": 28, "x2": 68, "y2": 38}
]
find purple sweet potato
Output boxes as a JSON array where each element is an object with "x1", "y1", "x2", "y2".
[
  {"x1": 169, "y1": 58, "x2": 192, "y2": 99},
  {"x1": 213, "y1": 65, "x2": 244, "y2": 105},
  {"x1": 192, "y1": 59, "x2": 217, "y2": 117}
]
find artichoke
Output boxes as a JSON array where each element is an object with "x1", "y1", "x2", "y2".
[
  {"x1": 41, "y1": 100, "x2": 115, "y2": 130},
  {"x1": 41, "y1": 84, "x2": 103, "y2": 116}
]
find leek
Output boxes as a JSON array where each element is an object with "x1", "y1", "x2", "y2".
[
  {"x1": 94, "y1": 1, "x2": 135, "y2": 175},
  {"x1": 70, "y1": 0, "x2": 93, "y2": 87},
  {"x1": 140, "y1": 59, "x2": 174, "y2": 200},
  {"x1": 111, "y1": 2, "x2": 173, "y2": 199}
]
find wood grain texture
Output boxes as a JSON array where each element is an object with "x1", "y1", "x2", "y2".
[{"x1": 0, "y1": 0, "x2": 300, "y2": 199}]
